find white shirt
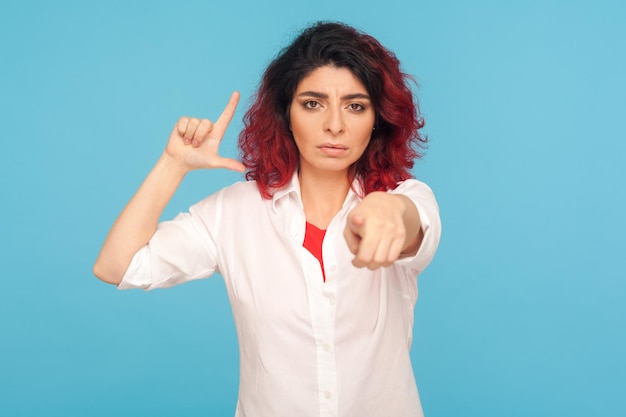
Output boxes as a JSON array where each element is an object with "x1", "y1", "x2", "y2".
[{"x1": 119, "y1": 174, "x2": 441, "y2": 417}]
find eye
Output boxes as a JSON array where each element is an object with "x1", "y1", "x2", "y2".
[
  {"x1": 304, "y1": 101, "x2": 320, "y2": 109},
  {"x1": 348, "y1": 103, "x2": 366, "y2": 112}
]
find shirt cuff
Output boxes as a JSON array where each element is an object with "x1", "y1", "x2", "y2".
[
  {"x1": 117, "y1": 246, "x2": 152, "y2": 290},
  {"x1": 391, "y1": 180, "x2": 441, "y2": 274}
]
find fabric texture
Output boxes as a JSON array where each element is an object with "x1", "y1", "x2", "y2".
[{"x1": 119, "y1": 173, "x2": 441, "y2": 417}]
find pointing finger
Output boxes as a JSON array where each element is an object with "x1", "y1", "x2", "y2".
[
  {"x1": 344, "y1": 214, "x2": 365, "y2": 255},
  {"x1": 343, "y1": 228, "x2": 361, "y2": 255},
  {"x1": 348, "y1": 214, "x2": 365, "y2": 233}
]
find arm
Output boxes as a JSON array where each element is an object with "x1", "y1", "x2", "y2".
[
  {"x1": 93, "y1": 92, "x2": 244, "y2": 285},
  {"x1": 343, "y1": 191, "x2": 424, "y2": 270}
]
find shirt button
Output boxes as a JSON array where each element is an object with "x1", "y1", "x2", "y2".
[
  {"x1": 327, "y1": 296, "x2": 336, "y2": 305},
  {"x1": 324, "y1": 390, "x2": 332, "y2": 399},
  {"x1": 322, "y1": 343, "x2": 331, "y2": 352}
]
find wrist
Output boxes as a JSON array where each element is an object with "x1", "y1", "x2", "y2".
[{"x1": 157, "y1": 152, "x2": 189, "y2": 181}]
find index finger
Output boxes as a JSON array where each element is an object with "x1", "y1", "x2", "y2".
[{"x1": 212, "y1": 91, "x2": 240, "y2": 136}]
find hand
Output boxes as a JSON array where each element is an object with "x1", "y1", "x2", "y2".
[
  {"x1": 165, "y1": 91, "x2": 246, "y2": 173},
  {"x1": 344, "y1": 192, "x2": 419, "y2": 270}
]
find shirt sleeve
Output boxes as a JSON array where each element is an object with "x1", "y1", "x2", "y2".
[
  {"x1": 117, "y1": 192, "x2": 222, "y2": 291},
  {"x1": 390, "y1": 179, "x2": 441, "y2": 274}
]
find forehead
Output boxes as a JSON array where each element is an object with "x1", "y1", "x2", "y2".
[{"x1": 295, "y1": 65, "x2": 368, "y2": 93}]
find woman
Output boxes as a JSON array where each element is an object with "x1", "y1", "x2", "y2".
[{"x1": 94, "y1": 22, "x2": 441, "y2": 417}]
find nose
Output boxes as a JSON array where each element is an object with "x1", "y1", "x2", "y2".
[{"x1": 323, "y1": 107, "x2": 345, "y2": 135}]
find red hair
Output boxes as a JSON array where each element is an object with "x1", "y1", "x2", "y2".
[{"x1": 239, "y1": 22, "x2": 426, "y2": 199}]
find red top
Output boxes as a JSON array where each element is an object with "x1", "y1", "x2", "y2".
[{"x1": 303, "y1": 222, "x2": 327, "y2": 282}]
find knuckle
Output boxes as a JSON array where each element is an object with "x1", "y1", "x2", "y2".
[{"x1": 377, "y1": 219, "x2": 394, "y2": 233}]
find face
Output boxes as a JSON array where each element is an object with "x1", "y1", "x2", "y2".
[{"x1": 289, "y1": 65, "x2": 375, "y2": 177}]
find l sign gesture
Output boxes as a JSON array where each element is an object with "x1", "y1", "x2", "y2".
[{"x1": 166, "y1": 91, "x2": 245, "y2": 173}]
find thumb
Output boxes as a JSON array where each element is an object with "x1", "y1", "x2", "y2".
[{"x1": 213, "y1": 156, "x2": 246, "y2": 173}]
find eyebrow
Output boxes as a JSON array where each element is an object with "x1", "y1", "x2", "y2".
[{"x1": 296, "y1": 91, "x2": 371, "y2": 101}]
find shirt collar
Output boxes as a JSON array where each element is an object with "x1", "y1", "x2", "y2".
[
  {"x1": 271, "y1": 172, "x2": 363, "y2": 214},
  {"x1": 343, "y1": 181, "x2": 362, "y2": 207},
  {"x1": 271, "y1": 172, "x2": 302, "y2": 214}
]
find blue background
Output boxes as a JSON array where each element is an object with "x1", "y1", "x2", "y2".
[{"x1": 1, "y1": 0, "x2": 624, "y2": 416}]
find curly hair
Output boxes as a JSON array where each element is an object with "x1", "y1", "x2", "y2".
[{"x1": 238, "y1": 21, "x2": 426, "y2": 199}]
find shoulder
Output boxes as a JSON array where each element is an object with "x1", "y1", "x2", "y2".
[
  {"x1": 191, "y1": 180, "x2": 264, "y2": 214},
  {"x1": 221, "y1": 179, "x2": 263, "y2": 201},
  {"x1": 390, "y1": 178, "x2": 436, "y2": 200}
]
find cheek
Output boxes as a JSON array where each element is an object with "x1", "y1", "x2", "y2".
[
  {"x1": 358, "y1": 139, "x2": 372, "y2": 158},
  {"x1": 356, "y1": 122, "x2": 375, "y2": 145},
  {"x1": 357, "y1": 112, "x2": 375, "y2": 136},
  {"x1": 290, "y1": 124, "x2": 306, "y2": 147},
  {"x1": 289, "y1": 108, "x2": 307, "y2": 136}
]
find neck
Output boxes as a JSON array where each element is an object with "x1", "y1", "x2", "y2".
[{"x1": 299, "y1": 168, "x2": 351, "y2": 230}]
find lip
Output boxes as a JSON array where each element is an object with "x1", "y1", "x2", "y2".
[
  {"x1": 318, "y1": 143, "x2": 348, "y2": 156},
  {"x1": 318, "y1": 142, "x2": 348, "y2": 149}
]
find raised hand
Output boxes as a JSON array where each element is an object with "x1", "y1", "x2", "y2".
[
  {"x1": 165, "y1": 91, "x2": 246, "y2": 173},
  {"x1": 93, "y1": 91, "x2": 247, "y2": 285}
]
